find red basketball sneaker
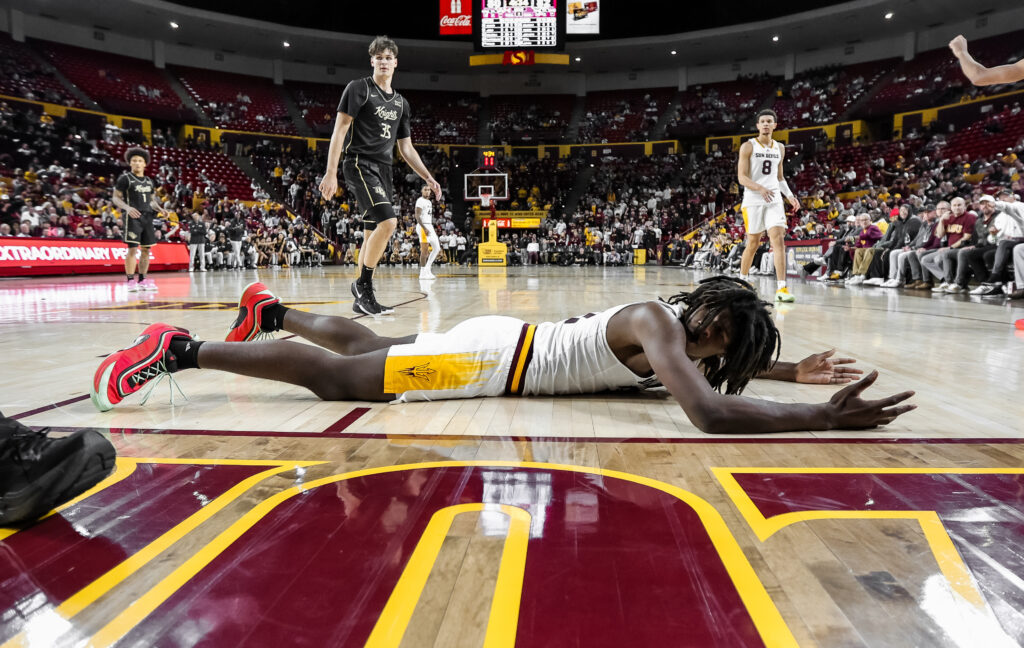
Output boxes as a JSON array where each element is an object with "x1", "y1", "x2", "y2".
[
  {"x1": 92, "y1": 323, "x2": 192, "y2": 412},
  {"x1": 226, "y1": 281, "x2": 281, "y2": 342}
]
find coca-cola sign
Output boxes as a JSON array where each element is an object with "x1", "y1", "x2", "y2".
[{"x1": 440, "y1": 0, "x2": 472, "y2": 35}]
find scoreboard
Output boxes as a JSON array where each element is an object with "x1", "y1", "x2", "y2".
[{"x1": 473, "y1": 0, "x2": 567, "y2": 51}]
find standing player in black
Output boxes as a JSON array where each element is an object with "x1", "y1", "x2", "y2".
[
  {"x1": 318, "y1": 35, "x2": 442, "y2": 315},
  {"x1": 112, "y1": 147, "x2": 168, "y2": 292}
]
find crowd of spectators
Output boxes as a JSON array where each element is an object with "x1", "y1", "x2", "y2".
[
  {"x1": 576, "y1": 90, "x2": 670, "y2": 143},
  {"x1": 489, "y1": 96, "x2": 573, "y2": 145},
  {"x1": 0, "y1": 105, "x2": 329, "y2": 271},
  {"x1": 2, "y1": 73, "x2": 1021, "y2": 297}
]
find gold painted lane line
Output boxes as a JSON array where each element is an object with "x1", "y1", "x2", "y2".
[
  {"x1": 364, "y1": 504, "x2": 531, "y2": 648},
  {"x1": 0, "y1": 458, "x2": 138, "y2": 543},
  {"x1": 0, "y1": 460, "x2": 322, "y2": 648},
  {"x1": 723, "y1": 467, "x2": 1024, "y2": 475},
  {"x1": 87, "y1": 461, "x2": 797, "y2": 648},
  {"x1": 711, "y1": 467, "x2": 988, "y2": 609},
  {"x1": 485, "y1": 506, "x2": 530, "y2": 648}
]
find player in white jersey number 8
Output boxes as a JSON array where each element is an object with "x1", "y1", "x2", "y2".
[{"x1": 737, "y1": 109, "x2": 801, "y2": 304}]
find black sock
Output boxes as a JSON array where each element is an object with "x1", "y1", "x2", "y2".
[
  {"x1": 260, "y1": 303, "x2": 289, "y2": 332},
  {"x1": 358, "y1": 264, "x2": 374, "y2": 286},
  {"x1": 169, "y1": 338, "x2": 203, "y2": 371},
  {"x1": 138, "y1": 273, "x2": 146, "y2": 282},
  {"x1": 127, "y1": 275, "x2": 134, "y2": 282}
]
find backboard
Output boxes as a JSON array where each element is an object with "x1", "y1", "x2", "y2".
[{"x1": 464, "y1": 170, "x2": 509, "y2": 203}]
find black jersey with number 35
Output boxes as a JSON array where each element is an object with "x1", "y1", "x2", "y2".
[{"x1": 337, "y1": 77, "x2": 411, "y2": 166}]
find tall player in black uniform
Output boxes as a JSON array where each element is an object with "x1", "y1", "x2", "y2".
[
  {"x1": 318, "y1": 36, "x2": 442, "y2": 315},
  {"x1": 111, "y1": 147, "x2": 168, "y2": 292}
]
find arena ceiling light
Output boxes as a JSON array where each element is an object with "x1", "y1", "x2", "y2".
[
  {"x1": 283, "y1": 41, "x2": 291, "y2": 48},
  {"x1": 574, "y1": 56, "x2": 581, "y2": 61},
  {"x1": 884, "y1": 11, "x2": 894, "y2": 19},
  {"x1": 670, "y1": 50, "x2": 677, "y2": 55},
  {"x1": 771, "y1": 35, "x2": 779, "y2": 42},
  {"x1": 169, "y1": 21, "x2": 179, "y2": 29}
]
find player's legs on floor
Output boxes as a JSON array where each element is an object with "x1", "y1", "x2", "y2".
[
  {"x1": 195, "y1": 341, "x2": 393, "y2": 402},
  {"x1": 281, "y1": 309, "x2": 417, "y2": 355},
  {"x1": 94, "y1": 323, "x2": 397, "y2": 409},
  {"x1": 228, "y1": 281, "x2": 418, "y2": 353}
]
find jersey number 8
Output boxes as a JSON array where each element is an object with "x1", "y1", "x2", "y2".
[{"x1": 761, "y1": 160, "x2": 772, "y2": 175}]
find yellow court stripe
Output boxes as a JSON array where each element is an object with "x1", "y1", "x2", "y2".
[
  {"x1": 0, "y1": 458, "x2": 138, "y2": 543},
  {"x1": 711, "y1": 466, "x2": 989, "y2": 609},
  {"x1": 0, "y1": 460, "x2": 323, "y2": 648},
  {"x1": 86, "y1": 461, "x2": 797, "y2": 648},
  {"x1": 486, "y1": 506, "x2": 531, "y2": 648},
  {"x1": 723, "y1": 467, "x2": 1024, "y2": 475},
  {"x1": 509, "y1": 325, "x2": 536, "y2": 394},
  {"x1": 364, "y1": 504, "x2": 531, "y2": 648}
]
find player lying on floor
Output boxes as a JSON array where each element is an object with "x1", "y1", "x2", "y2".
[{"x1": 91, "y1": 276, "x2": 915, "y2": 434}]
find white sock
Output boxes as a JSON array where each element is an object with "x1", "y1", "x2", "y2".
[
  {"x1": 778, "y1": 280, "x2": 787, "y2": 289},
  {"x1": 425, "y1": 245, "x2": 439, "y2": 271},
  {"x1": 740, "y1": 274, "x2": 751, "y2": 282}
]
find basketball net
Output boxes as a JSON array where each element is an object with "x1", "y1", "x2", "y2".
[{"x1": 480, "y1": 190, "x2": 492, "y2": 208}]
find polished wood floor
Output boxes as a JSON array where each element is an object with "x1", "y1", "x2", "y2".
[{"x1": 1, "y1": 265, "x2": 1023, "y2": 647}]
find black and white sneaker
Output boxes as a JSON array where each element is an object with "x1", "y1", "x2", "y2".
[
  {"x1": 0, "y1": 413, "x2": 116, "y2": 525},
  {"x1": 970, "y1": 283, "x2": 1003, "y2": 296},
  {"x1": 351, "y1": 281, "x2": 394, "y2": 315}
]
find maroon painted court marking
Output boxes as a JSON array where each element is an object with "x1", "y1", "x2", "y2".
[
  {"x1": 323, "y1": 407, "x2": 371, "y2": 434},
  {"x1": 9, "y1": 394, "x2": 91, "y2": 420}
]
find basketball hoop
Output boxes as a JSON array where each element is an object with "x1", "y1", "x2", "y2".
[{"x1": 480, "y1": 190, "x2": 492, "y2": 208}]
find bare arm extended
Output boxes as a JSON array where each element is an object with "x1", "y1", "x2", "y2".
[
  {"x1": 630, "y1": 304, "x2": 914, "y2": 434},
  {"x1": 950, "y1": 35, "x2": 1024, "y2": 86},
  {"x1": 396, "y1": 138, "x2": 442, "y2": 199},
  {"x1": 318, "y1": 112, "x2": 354, "y2": 201}
]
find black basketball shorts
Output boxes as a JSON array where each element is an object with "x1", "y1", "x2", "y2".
[
  {"x1": 342, "y1": 156, "x2": 395, "y2": 225},
  {"x1": 124, "y1": 215, "x2": 156, "y2": 247}
]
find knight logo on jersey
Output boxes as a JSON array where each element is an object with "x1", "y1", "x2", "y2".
[{"x1": 374, "y1": 105, "x2": 398, "y2": 121}]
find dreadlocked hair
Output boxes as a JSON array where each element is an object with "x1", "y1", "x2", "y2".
[{"x1": 663, "y1": 275, "x2": 781, "y2": 395}]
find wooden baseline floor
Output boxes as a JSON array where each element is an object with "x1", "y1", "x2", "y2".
[{"x1": 1, "y1": 265, "x2": 1023, "y2": 647}]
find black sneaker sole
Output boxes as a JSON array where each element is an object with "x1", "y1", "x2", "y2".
[
  {"x1": 0, "y1": 429, "x2": 116, "y2": 525},
  {"x1": 353, "y1": 299, "x2": 379, "y2": 315}
]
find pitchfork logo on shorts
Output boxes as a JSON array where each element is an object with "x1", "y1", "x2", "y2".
[
  {"x1": 398, "y1": 363, "x2": 436, "y2": 381},
  {"x1": 373, "y1": 186, "x2": 387, "y2": 198}
]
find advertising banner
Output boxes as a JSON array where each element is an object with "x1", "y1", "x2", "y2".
[
  {"x1": 0, "y1": 238, "x2": 189, "y2": 276},
  {"x1": 440, "y1": 0, "x2": 472, "y2": 35}
]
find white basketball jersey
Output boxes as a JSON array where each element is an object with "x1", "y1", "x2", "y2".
[
  {"x1": 742, "y1": 138, "x2": 782, "y2": 207},
  {"x1": 524, "y1": 302, "x2": 674, "y2": 396},
  {"x1": 415, "y1": 197, "x2": 433, "y2": 225}
]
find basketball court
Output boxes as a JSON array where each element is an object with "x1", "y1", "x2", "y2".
[{"x1": 2, "y1": 267, "x2": 1022, "y2": 647}]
